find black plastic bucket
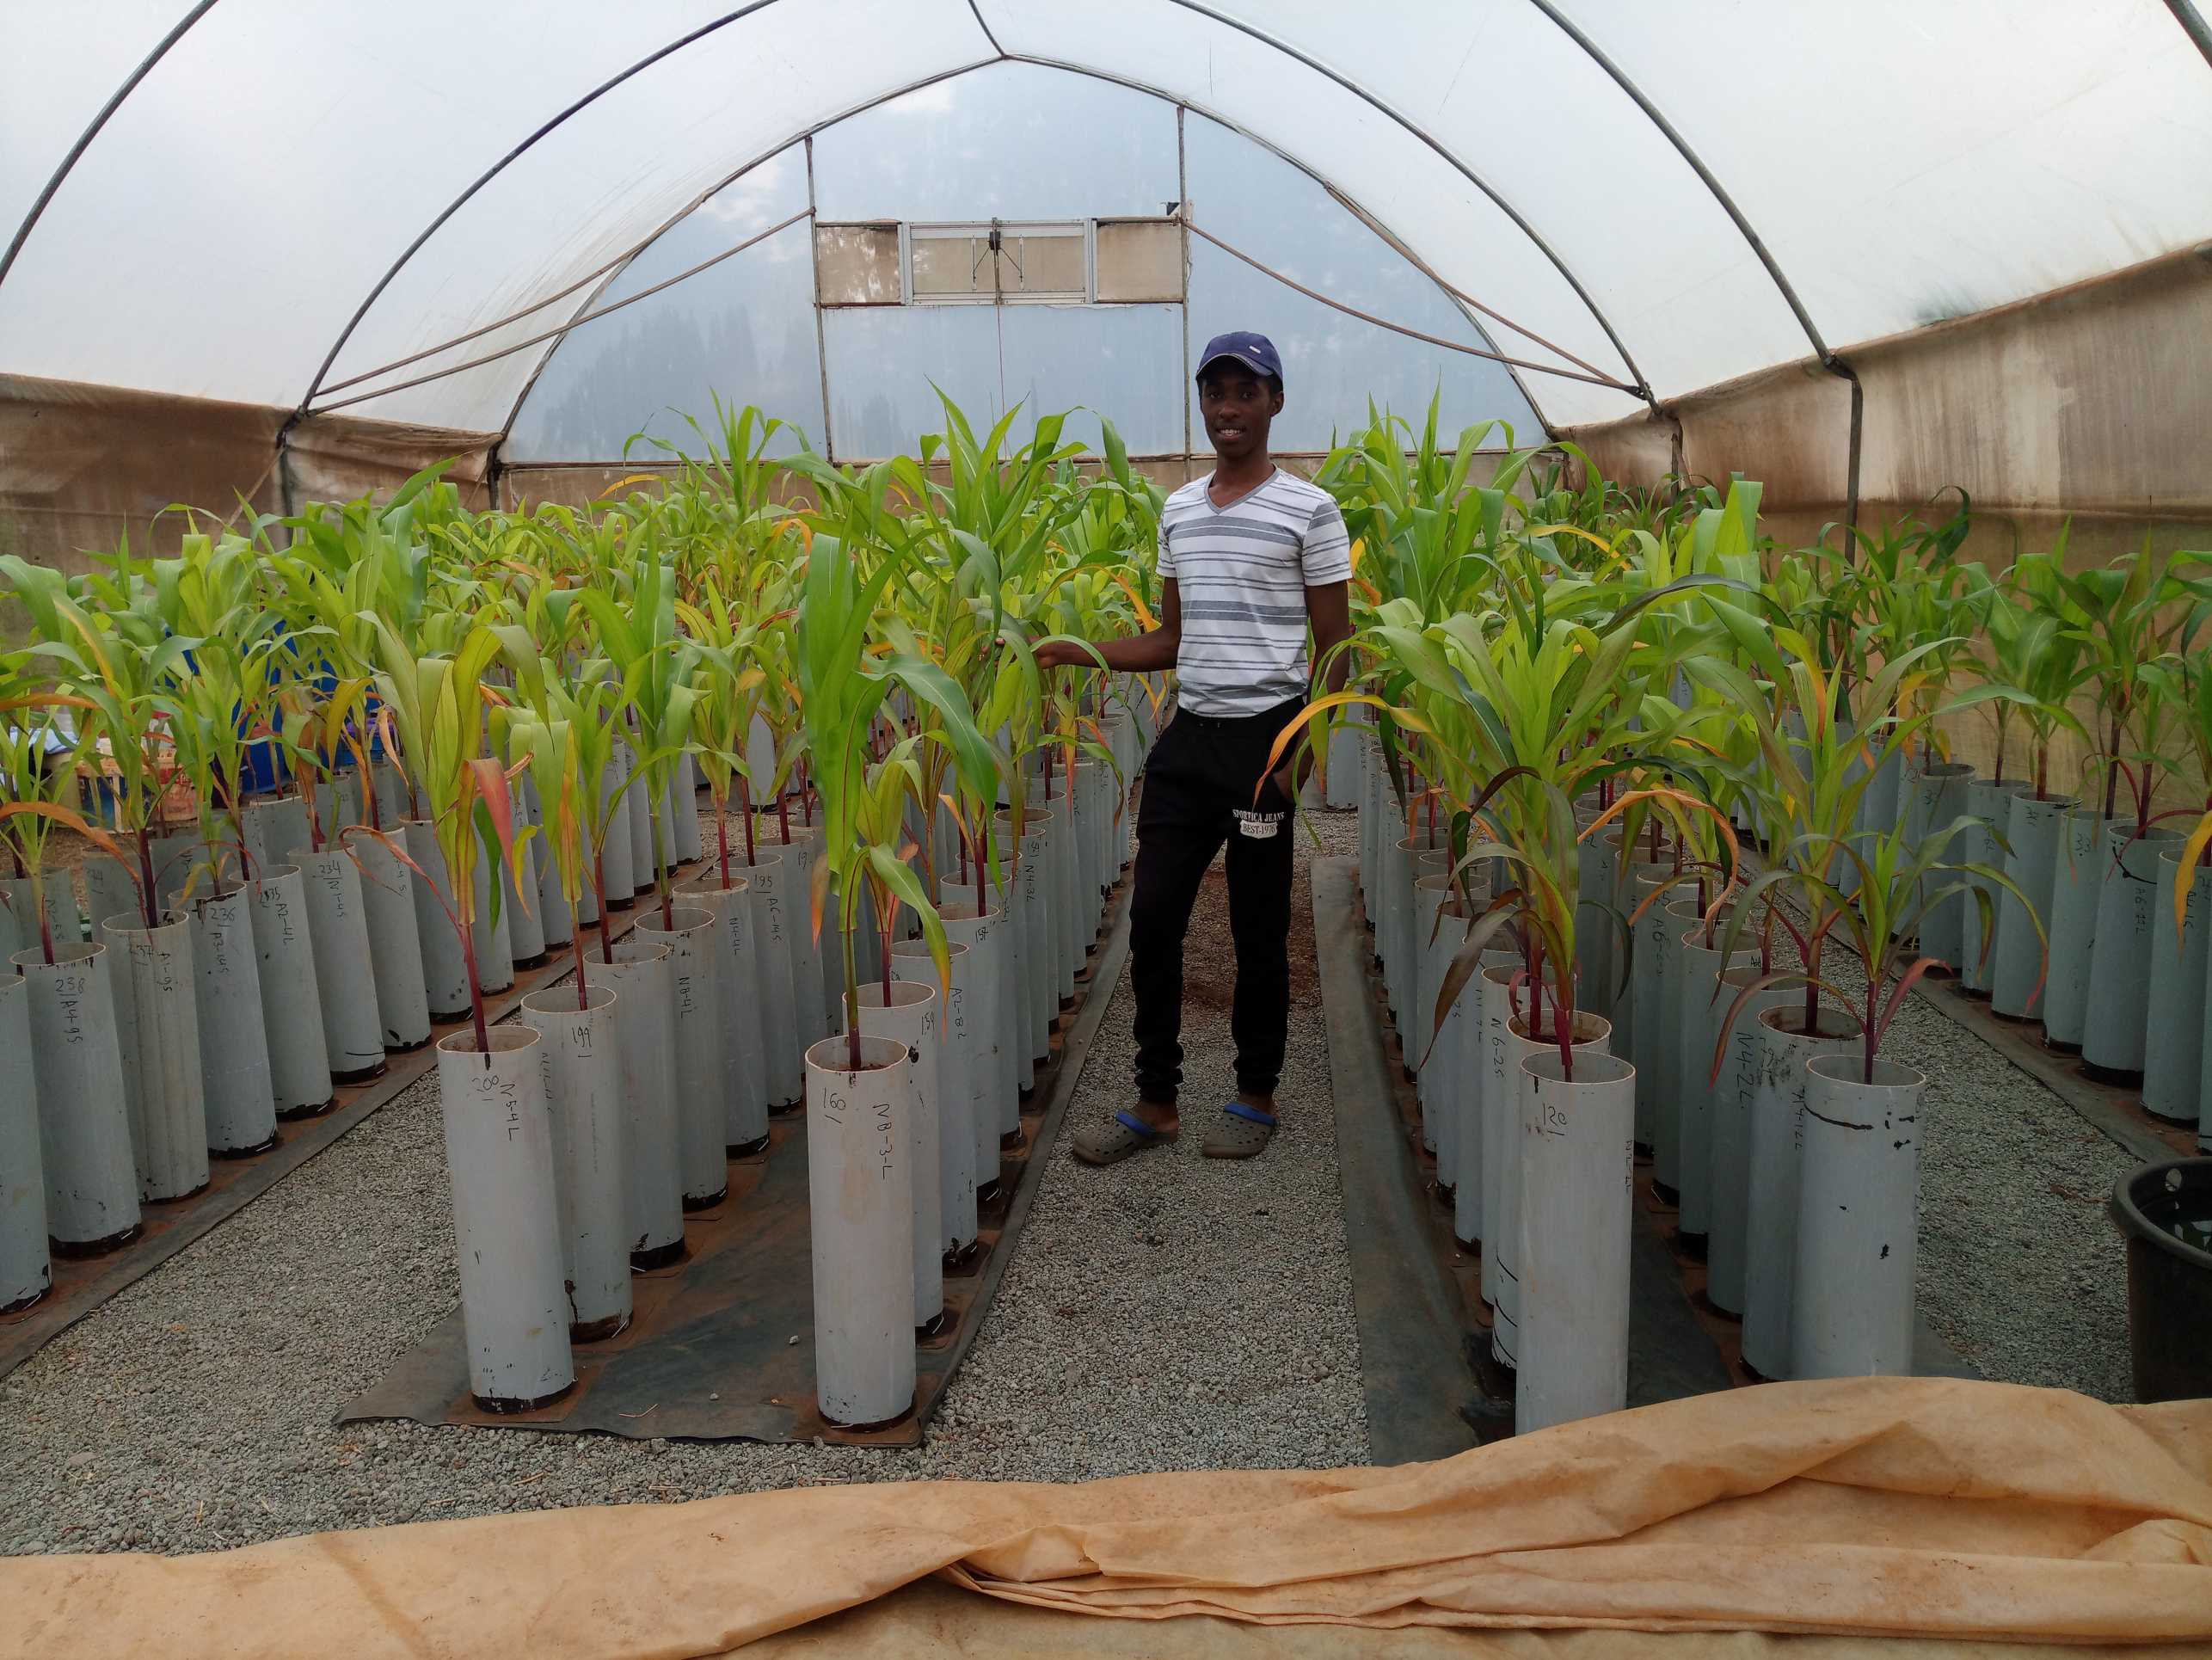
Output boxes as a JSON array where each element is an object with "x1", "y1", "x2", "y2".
[{"x1": 2108, "y1": 1157, "x2": 2212, "y2": 1403}]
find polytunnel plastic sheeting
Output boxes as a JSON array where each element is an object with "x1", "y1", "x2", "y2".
[
  {"x1": 0, "y1": 0, "x2": 782, "y2": 409},
  {"x1": 1179, "y1": 113, "x2": 1542, "y2": 450},
  {"x1": 4, "y1": 0, "x2": 2210, "y2": 435},
  {"x1": 504, "y1": 72, "x2": 1541, "y2": 463},
  {"x1": 0, "y1": 1, "x2": 185, "y2": 245},
  {"x1": 502, "y1": 169, "x2": 822, "y2": 465},
  {"x1": 316, "y1": 0, "x2": 994, "y2": 432},
  {"x1": 810, "y1": 61, "x2": 1180, "y2": 225},
  {"x1": 821, "y1": 304, "x2": 1186, "y2": 460},
  {"x1": 983, "y1": 0, "x2": 2212, "y2": 413}
]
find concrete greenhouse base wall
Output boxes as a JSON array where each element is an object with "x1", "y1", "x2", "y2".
[{"x1": 1565, "y1": 241, "x2": 2212, "y2": 790}]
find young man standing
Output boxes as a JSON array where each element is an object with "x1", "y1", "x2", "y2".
[{"x1": 1035, "y1": 332, "x2": 1352, "y2": 1164}]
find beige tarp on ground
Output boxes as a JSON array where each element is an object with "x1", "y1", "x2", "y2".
[{"x1": 7, "y1": 1377, "x2": 2209, "y2": 1657}]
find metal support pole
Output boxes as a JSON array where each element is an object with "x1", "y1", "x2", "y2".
[
  {"x1": 1177, "y1": 108, "x2": 1193, "y2": 480},
  {"x1": 805, "y1": 137, "x2": 835, "y2": 464},
  {"x1": 1838, "y1": 360, "x2": 1865, "y2": 538},
  {"x1": 2162, "y1": 0, "x2": 2212, "y2": 68}
]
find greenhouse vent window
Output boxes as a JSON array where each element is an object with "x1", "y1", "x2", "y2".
[{"x1": 814, "y1": 218, "x2": 1183, "y2": 307}]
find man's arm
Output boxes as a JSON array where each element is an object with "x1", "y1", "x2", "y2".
[
  {"x1": 1306, "y1": 578, "x2": 1352, "y2": 702},
  {"x1": 1270, "y1": 579, "x2": 1352, "y2": 796},
  {"x1": 1034, "y1": 579, "x2": 1180, "y2": 673}
]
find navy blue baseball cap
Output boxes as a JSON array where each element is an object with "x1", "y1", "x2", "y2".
[{"x1": 1195, "y1": 331, "x2": 1283, "y2": 387}]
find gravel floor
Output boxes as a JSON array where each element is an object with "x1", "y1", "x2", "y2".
[{"x1": 0, "y1": 810, "x2": 1367, "y2": 1556}]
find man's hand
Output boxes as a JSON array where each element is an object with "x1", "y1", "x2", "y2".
[{"x1": 1032, "y1": 640, "x2": 1088, "y2": 673}]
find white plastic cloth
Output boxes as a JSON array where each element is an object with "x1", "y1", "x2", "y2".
[{"x1": 3, "y1": 1, "x2": 2208, "y2": 432}]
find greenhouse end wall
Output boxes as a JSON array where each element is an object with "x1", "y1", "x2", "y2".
[
  {"x1": 1567, "y1": 242, "x2": 2212, "y2": 565},
  {"x1": 1566, "y1": 240, "x2": 2212, "y2": 792},
  {"x1": 0, "y1": 374, "x2": 495, "y2": 578}
]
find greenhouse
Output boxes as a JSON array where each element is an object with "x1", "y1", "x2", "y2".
[{"x1": 3, "y1": 3, "x2": 2211, "y2": 1656}]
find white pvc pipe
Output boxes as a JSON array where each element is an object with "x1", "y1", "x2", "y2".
[
  {"x1": 521, "y1": 983, "x2": 631, "y2": 1343},
  {"x1": 1324, "y1": 719, "x2": 1362, "y2": 809},
  {"x1": 994, "y1": 815, "x2": 1047, "y2": 1079},
  {"x1": 2145, "y1": 846, "x2": 2212, "y2": 1124},
  {"x1": 1476, "y1": 962, "x2": 1516, "y2": 1310},
  {"x1": 347, "y1": 828, "x2": 430, "y2": 1049},
  {"x1": 243, "y1": 796, "x2": 309, "y2": 882},
  {"x1": 852, "y1": 976, "x2": 944, "y2": 1331},
  {"x1": 0, "y1": 976, "x2": 49, "y2": 1310},
  {"x1": 250, "y1": 866, "x2": 335, "y2": 1117},
  {"x1": 14, "y1": 943, "x2": 142, "y2": 1251},
  {"x1": 404, "y1": 821, "x2": 473, "y2": 1022},
  {"x1": 1576, "y1": 825, "x2": 1616, "y2": 1025},
  {"x1": 1705, "y1": 965, "x2": 1791, "y2": 1318},
  {"x1": 1990, "y1": 792, "x2": 2074, "y2": 1020},
  {"x1": 1791, "y1": 1053, "x2": 1924, "y2": 1379},
  {"x1": 521, "y1": 777, "x2": 574, "y2": 950},
  {"x1": 1958, "y1": 779, "x2": 2033, "y2": 993},
  {"x1": 104, "y1": 912, "x2": 209, "y2": 1202},
  {"x1": 624, "y1": 741, "x2": 656, "y2": 894},
  {"x1": 1455, "y1": 947, "x2": 1518, "y2": 1253},
  {"x1": 805, "y1": 1032, "x2": 919, "y2": 1427},
  {"x1": 1906, "y1": 762, "x2": 1975, "y2": 960},
  {"x1": 175, "y1": 884, "x2": 279, "y2": 1156},
  {"x1": 1860, "y1": 747, "x2": 1902, "y2": 840},
  {"x1": 1054, "y1": 783, "x2": 1083, "y2": 993},
  {"x1": 1515, "y1": 1047, "x2": 1637, "y2": 1434},
  {"x1": 2, "y1": 872, "x2": 76, "y2": 959},
  {"x1": 369, "y1": 756, "x2": 410, "y2": 827},
  {"x1": 1357, "y1": 735, "x2": 1378, "y2": 921},
  {"x1": 1672, "y1": 908, "x2": 1752, "y2": 1241},
  {"x1": 926, "y1": 903, "x2": 994, "y2": 1255},
  {"x1": 436, "y1": 1025, "x2": 575, "y2": 1409},
  {"x1": 2084, "y1": 824, "x2": 2180, "y2": 1078},
  {"x1": 1624, "y1": 862, "x2": 1676, "y2": 1156},
  {"x1": 689, "y1": 879, "x2": 771, "y2": 1153},
  {"x1": 467, "y1": 839, "x2": 515, "y2": 996},
  {"x1": 1410, "y1": 877, "x2": 1449, "y2": 1152},
  {"x1": 728, "y1": 852, "x2": 802, "y2": 1111},
  {"x1": 1493, "y1": 1009, "x2": 1610, "y2": 1370},
  {"x1": 1636, "y1": 874, "x2": 1686, "y2": 1183},
  {"x1": 669, "y1": 754, "x2": 703, "y2": 864},
  {"x1": 2041, "y1": 808, "x2": 2110, "y2": 1049},
  {"x1": 597, "y1": 746, "x2": 636, "y2": 910},
  {"x1": 83, "y1": 856, "x2": 139, "y2": 948},
  {"x1": 1382, "y1": 834, "x2": 1417, "y2": 1022},
  {"x1": 636, "y1": 906, "x2": 727, "y2": 1211},
  {"x1": 495, "y1": 788, "x2": 547, "y2": 970},
  {"x1": 1026, "y1": 785, "x2": 1069, "y2": 1009},
  {"x1": 774, "y1": 825, "x2": 830, "y2": 1049},
  {"x1": 606, "y1": 937, "x2": 685, "y2": 1268},
  {"x1": 1072, "y1": 759, "x2": 1104, "y2": 925},
  {"x1": 288, "y1": 845, "x2": 389, "y2": 1080},
  {"x1": 1029, "y1": 780, "x2": 1068, "y2": 999},
  {"x1": 1740, "y1": 1005, "x2": 1861, "y2": 1379},
  {"x1": 1423, "y1": 896, "x2": 1474, "y2": 1194},
  {"x1": 150, "y1": 831, "x2": 207, "y2": 905}
]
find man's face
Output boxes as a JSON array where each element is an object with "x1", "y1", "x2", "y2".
[{"x1": 1199, "y1": 366, "x2": 1281, "y2": 464}]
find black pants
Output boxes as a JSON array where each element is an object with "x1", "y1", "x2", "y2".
[{"x1": 1130, "y1": 698, "x2": 1300, "y2": 1105}]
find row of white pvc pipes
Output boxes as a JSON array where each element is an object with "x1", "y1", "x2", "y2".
[
  {"x1": 444, "y1": 695, "x2": 1155, "y2": 1423},
  {"x1": 1834, "y1": 753, "x2": 2211, "y2": 1153},
  {"x1": 1346, "y1": 720, "x2": 1931, "y2": 1436},
  {"x1": 0, "y1": 740, "x2": 716, "y2": 1319}
]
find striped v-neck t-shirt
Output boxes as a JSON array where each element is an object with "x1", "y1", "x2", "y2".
[{"x1": 1157, "y1": 468, "x2": 1352, "y2": 717}]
